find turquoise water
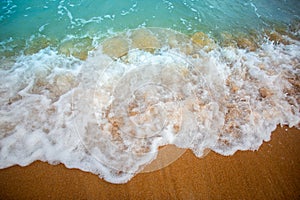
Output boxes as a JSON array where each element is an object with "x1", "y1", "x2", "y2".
[
  {"x1": 0, "y1": 1, "x2": 299, "y2": 184},
  {"x1": 1, "y1": 0, "x2": 300, "y2": 57}
]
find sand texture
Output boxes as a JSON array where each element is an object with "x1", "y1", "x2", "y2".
[{"x1": 0, "y1": 126, "x2": 299, "y2": 200}]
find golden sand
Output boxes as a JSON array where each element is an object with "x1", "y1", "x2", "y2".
[{"x1": 0, "y1": 126, "x2": 299, "y2": 199}]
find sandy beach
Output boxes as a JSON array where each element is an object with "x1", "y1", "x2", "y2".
[
  {"x1": 0, "y1": 126, "x2": 299, "y2": 200},
  {"x1": 0, "y1": 1, "x2": 299, "y2": 199}
]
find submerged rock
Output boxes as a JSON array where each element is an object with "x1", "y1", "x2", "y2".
[
  {"x1": 130, "y1": 28, "x2": 161, "y2": 51},
  {"x1": 102, "y1": 36, "x2": 129, "y2": 58},
  {"x1": 289, "y1": 19, "x2": 300, "y2": 39},
  {"x1": 191, "y1": 32, "x2": 216, "y2": 51},
  {"x1": 24, "y1": 37, "x2": 53, "y2": 55},
  {"x1": 218, "y1": 31, "x2": 260, "y2": 51},
  {"x1": 266, "y1": 31, "x2": 290, "y2": 45},
  {"x1": 58, "y1": 37, "x2": 93, "y2": 60},
  {"x1": 163, "y1": 30, "x2": 194, "y2": 54},
  {"x1": 219, "y1": 32, "x2": 237, "y2": 48},
  {"x1": 236, "y1": 37, "x2": 258, "y2": 51}
]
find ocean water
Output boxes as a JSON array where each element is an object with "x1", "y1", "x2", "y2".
[{"x1": 0, "y1": 0, "x2": 299, "y2": 183}]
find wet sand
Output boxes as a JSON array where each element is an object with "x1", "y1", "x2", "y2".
[{"x1": 0, "y1": 126, "x2": 299, "y2": 200}]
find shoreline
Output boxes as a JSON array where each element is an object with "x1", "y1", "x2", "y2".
[{"x1": 0, "y1": 126, "x2": 299, "y2": 199}]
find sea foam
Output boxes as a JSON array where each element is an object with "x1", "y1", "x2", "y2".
[{"x1": 0, "y1": 28, "x2": 299, "y2": 183}]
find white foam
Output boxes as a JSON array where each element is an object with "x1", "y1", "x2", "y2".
[{"x1": 0, "y1": 28, "x2": 299, "y2": 184}]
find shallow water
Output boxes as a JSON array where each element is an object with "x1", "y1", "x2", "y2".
[{"x1": 0, "y1": 1, "x2": 299, "y2": 183}]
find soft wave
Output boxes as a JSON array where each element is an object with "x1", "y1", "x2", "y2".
[{"x1": 0, "y1": 28, "x2": 299, "y2": 183}]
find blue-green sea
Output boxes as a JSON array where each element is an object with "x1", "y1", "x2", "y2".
[
  {"x1": 0, "y1": 0, "x2": 299, "y2": 184},
  {"x1": 1, "y1": 0, "x2": 300, "y2": 58}
]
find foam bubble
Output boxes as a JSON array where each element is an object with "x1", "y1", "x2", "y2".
[{"x1": 0, "y1": 28, "x2": 299, "y2": 184}]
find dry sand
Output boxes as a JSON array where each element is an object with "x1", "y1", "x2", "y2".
[{"x1": 0, "y1": 126, "x2": 299, "y2": 200}]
